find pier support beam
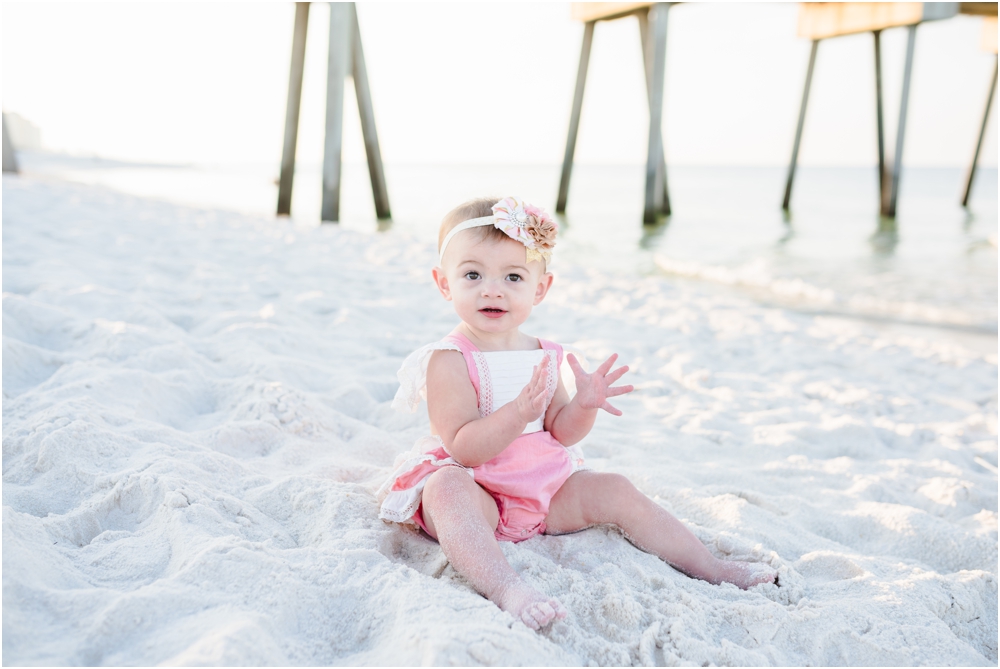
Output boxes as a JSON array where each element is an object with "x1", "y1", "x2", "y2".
[
  {"x1": 556, "y1": 3, "x2": 672, "y2": 220},
  {"x1": 782, "y1": 39, "x2": 818, "y2": 211},
  {"x1": 882, "y1": 24, "x2": 916, "y2": 218},
  {"x1": 784, "y1": 3, "x2": 965, "y2": 219},
  {"x1": 277, "y1": 2, "x2": 310, "y2": 216},
  {"x1": 556, "y1": 20, "x2": 594, "y2": 214},
  {"x1": 351, "y1": 6, "x2": 390, "y2": 219},
  {"x1": 638, "y1": 6, "x2": 670, "y2": 217},
  {"x1": 2, "y1": 114, "x2": 18, "y2": 174},
  {"x1": 873, "y1": 30, "x2": 887, "y2": 208},
  {"x1": 319, "y1": 2, "x2": 390, "y2": 223},
  {"x1": 961, "y1": 56, "x2": 997, "y2": 207},
  {"x1": 642, "y1": 3, "x2": 669, "y2": 223},
  {"x1": 278, "y1": 2, "x2": 390, "y2": 222},
  {"x1": 320, "y1": 2, "x2": 351, "y2": 223}
]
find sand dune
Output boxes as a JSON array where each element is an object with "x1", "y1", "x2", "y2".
[{"x1": 3, "y1": 176, "x2": 996, "y2": 665}]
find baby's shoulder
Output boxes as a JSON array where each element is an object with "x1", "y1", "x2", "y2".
[
  {"x1": 425, "y1": 347, "x2": 475, "y2": 399},
  {"x1": 426, "y1": 346, "x2": 467, "y2": 377},
  {"x1": 427, "y1": 346, "x2": 464, "y2": 363}
]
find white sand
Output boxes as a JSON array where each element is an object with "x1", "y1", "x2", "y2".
[{"x1": 3, "y1": 176, "x2": 996, "y2": 666}]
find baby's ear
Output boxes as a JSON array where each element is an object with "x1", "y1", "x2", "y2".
[
  {"x1": 431, "y1": 266, "x2": 452, "y2": 301},
  {"x1": 533, "y1": 272, "x2": 554, "y2": 305}
]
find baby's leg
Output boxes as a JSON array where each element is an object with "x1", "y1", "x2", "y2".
[
  {"x1": 545, "y1": 472, "x2": 776, "y2": 589},
  {"x1": 421, "y1": 467, "x2": 567, "y2": 630}
]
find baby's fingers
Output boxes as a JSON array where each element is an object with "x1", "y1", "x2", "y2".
[
  {"x1": 524, "y1": 361, "x2": 543, "y2": 392},
  {"x1": 605, "y1": 365, "x2": 630, "y2": 384},
  {"x1": 606, "y1": 384, "x2": 634, "y2": 397},
  {"x1": 531, "y1": 387, "x2": 548, "y2": 413},
  {"x1": 596, "y1": 353, "x2": 619, "y2": 376},
  {"x1": 601, "y1": 400, "x2": 623, "y2": 417},
  {"x1": 533, "y1": 356, "x2": 551, "y2": 387},
  {"x1": 567, "y1": 353, "x2": 586, "y2": 377},
  {"x1": 535, "y1": 355, "x2": 550, "y2": 375}
]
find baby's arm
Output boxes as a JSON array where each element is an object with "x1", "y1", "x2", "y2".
[
  {"x1": 426, "y1": 350, "x2": 551, "y2": 467},
  {"x1": 545, "y1": 353, "x2": 633, "y2": 446}
]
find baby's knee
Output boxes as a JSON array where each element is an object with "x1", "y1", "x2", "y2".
[
  {"x1": 597, "y1": 472, "x2": 639, "y2": 498},
  {"x1": 580, "y1": 472, "x2": 643, "y2": 523},
  {"x1": 422, "y1": 466, "x2": 474, "y2": 505}
]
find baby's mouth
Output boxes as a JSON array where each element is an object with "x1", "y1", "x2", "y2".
[{"x1": 480, "y1": 307, "x2": 507, "y2": 319}]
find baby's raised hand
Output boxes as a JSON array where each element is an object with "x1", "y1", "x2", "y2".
[
  {"x1": 514, "y1": 354, "x2": 550, "y2": 425},
  {"x1": 567, "y1": 353, "x2": 633, "y2": 416}
]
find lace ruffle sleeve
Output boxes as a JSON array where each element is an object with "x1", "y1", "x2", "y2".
[{"x1": 390, "y1": 340, "x2": 463, "y2": 413}]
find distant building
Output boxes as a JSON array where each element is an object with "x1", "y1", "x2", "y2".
[{"x1": 4, "y1": 112, "x2": 42, "y2": 151}]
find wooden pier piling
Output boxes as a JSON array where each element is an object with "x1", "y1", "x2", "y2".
[
  {"x1": 961, "y1": 13, "x2": 998, "y2": 208},
  {"x1": 642, "y1": 3, "x2": 669, "y2": 223},
  {"x1": 961, "y1": 57, "x2": 997, "y2": 207},
  {"x1": 351, "y1": 6, "x2": 390, "y2": 220},
  {"x1": 556, "y1": 20, "x2": 593, "y2": 215},
  {"x1": 783, "y1": 2, "x2": 963, "y2": 218},
  {"x1": 2, "y1": 113, "x2": 18, "y2": 174},
  {"x1": 782, "y1": 39, "x2": 818, "y2": 212},
  {"x1": 277, "y1": 2, "x2": 309, "y2": 217},
  {"x1": 884, "y1": 24, "x2": 916, "y2": 218},
  {"x1": 320, "y1": 2, "x2": 351, "y2": 223},
  {"x1": 638, "y1": 8, "x2": 671, "y2": 216},
  {"x1": 873, "y1": 30, "x2": 886, "y2": 207},
  {"x1": 277, "y1": 2, "x2": 390, "y2": 223},
  {"x1": 558, "y1": 2, "x2": 672, "y2": 223}
]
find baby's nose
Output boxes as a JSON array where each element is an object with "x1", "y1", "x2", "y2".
[{"x1": 481, "y1": 279, "x2": 504, "y2": 297}]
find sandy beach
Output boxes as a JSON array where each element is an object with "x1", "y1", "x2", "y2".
[{"x1": 3, "y1": 175, "x2": 996, "y2": 665}]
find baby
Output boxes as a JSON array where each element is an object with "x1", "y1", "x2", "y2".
[{"x1": 378, "y1": 196, "x2": 776, "y2": 631}]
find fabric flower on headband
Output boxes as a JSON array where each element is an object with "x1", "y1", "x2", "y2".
[
  {"x1": 437, "y1": 196, "x2": 559, "y2": 265},
  {"x1": 492, "y1": 197, "x2": 558, "y2": 263}
]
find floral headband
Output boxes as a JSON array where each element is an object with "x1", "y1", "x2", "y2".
[{"x1": 439, "y1": 196, "x2": 558, "y2": 265}]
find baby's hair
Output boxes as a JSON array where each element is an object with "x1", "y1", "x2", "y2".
[{"x1": 438, "y1": 197, "x2": 510, "y2": 253}]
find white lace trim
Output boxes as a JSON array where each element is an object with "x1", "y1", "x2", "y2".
[
  {"x1": 391, "y1": 341, "x2": 462, "y2": 413},
  {"x1": 377, "y1": 436, "x2": 473, "y2": 524},
  {"x1": 544, "y1": 349, "x2": 558, "y2": 404},
  {"x1": 379, "y1": 483, "x2": 428, "y2": 524},
  {"x1": 471, "y1": 350, "x2": 493, "y2": 418}
]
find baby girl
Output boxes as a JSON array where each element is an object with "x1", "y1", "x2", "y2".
[{"x1": 378, "y1": 196, "x2": 777, "y2": 631}]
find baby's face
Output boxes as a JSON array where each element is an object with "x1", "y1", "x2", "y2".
[{"x1": 434, "y1": 231, "x2": 552, "y2": 334}]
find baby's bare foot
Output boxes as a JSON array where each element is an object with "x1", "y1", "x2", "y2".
[
  {"x1": 495, "y1": 580, "x2": 567, "y2": 630},
  {"x1": 713, "y1": 560, "x2": 778, "y2": 589}
]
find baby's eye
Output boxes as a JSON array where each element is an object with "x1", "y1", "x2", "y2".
[
  {"x1": 465, "y1": 271, "x2": 481, "y2": 280},
  {"x1": 506, "y1": 273, "x2": 523, "y2": 282}
]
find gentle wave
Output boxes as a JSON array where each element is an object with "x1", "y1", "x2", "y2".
[{"x1": 655, "y1": 255, "x2": 997, "y2": 333}]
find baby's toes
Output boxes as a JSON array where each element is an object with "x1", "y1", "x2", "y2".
[
  {"x1": 533, "y1": 602, "x2": 556, "y2": 625},
  {"x1": 524, "y1": 602, "x2": 556, "y2": 629},
  {"x1": 550, "y1": 598, "x2": 568, "y2": 620},
  {"x1": 520, "y1": 608, "x2": 542, "y2": 630}
]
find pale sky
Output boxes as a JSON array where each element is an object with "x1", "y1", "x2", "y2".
[{"x1": 3, "y1": 2, "x2": 997, "y2": 168}]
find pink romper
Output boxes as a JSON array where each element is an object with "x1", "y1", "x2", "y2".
[{"x1": 377, "y1": 333, "x2": 586, "y2": 542}]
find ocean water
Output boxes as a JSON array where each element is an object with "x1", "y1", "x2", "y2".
[{"x1": 16, "y1": 151, "x2": 998, "y2": 352}]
